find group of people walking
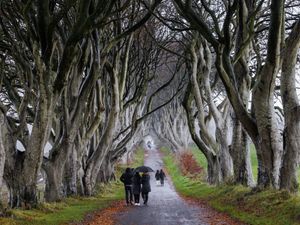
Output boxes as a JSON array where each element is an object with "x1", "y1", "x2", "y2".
[{"x1": 120, "y1": 167, "x2": 166, "y2": 206}]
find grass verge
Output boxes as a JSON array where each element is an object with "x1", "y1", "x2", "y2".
[
  {"x1": 0, "y1": 148, "x2": 144, "y2": 225},
  {"x1": 190, "y1": 144, "x2": 300, "y2": 190},
  {"x1": 161, "y1": 147, "x2": 300, "y2": 225},
  {"x1": 190, "y1": 144, "x2": 258, "y2": 181}
]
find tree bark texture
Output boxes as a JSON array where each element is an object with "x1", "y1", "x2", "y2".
[
  {"x1": 0, "y1": 112, "x2": 6, "y2": 197},
  {"x1": 64, "y1": 149, "x2": 78, "y2": 196},
  {"x1": 83, "y1": 65, "x2": 120, "y2": 196},
  {"x1": 279, "y1": 19, "x2": 300, "y2": 192},
  {"x1": 43, "y1": 163, "x2": 64, "y2": 202},
  {"x1": 231, "y1": 116, "x2": 254, "y2": 186}
]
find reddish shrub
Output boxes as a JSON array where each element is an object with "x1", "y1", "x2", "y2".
[{"x1": 178, "y1": 151, "x2": 203, "y2": 177}]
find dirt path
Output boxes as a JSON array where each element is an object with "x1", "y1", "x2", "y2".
[{"x1": 80, "y1": 148, "x2": 246, "y2": 225}]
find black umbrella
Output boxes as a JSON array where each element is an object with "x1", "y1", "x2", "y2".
[{"x1": 134, "y1": 166, "x2": 154, "y2": 173}]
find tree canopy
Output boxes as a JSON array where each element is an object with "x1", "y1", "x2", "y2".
[{"x1": 0, "y1": 0, "x2": 299, "y2": 208}]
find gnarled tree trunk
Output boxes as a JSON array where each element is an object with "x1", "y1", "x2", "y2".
[
  {"x1": 230, "y1": 0, "x2": 254, "y2": 187},
  {"x1": 64, "y1": 149, "x2": 78, "y2": 196},
  {"x1": 97, "y1": 155, "x2": 116, "y2": 183},
  {"x1": 231, "y1": 117, "x2": 254, "y2": 186},
  {"x1": 42, "y1": 135, "x2": 74, "y2": 202},
  {"x1": 83, "y1": 63, "x2": 120, "y2": 196},
  {"x1": 206, "y1": 153, "x2": 222, "y2": 184},
  {"x1": 9, "y1": 87, "x2": 53, "y2": 208},
  {"x1": 43, "y1": 162, "x2": 64, "y2": 202},
  {"x1": 0, "y1": 112, "x2": 6, "y2": 200},
  {"x1": 279, "y1": 19, "x2": 300, "y2": 192}
]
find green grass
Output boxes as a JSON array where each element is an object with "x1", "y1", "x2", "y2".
[
  {"x1": 190, "y1": 144, "x2": 259, "y2": 181},
  {"x1": 1, "y1": 148, "x2": 145, "y2": 225},
  {"x1": 190, "y1": 143, "x2": 300, "y2": 187},
  {"x1": 189, "y1": 143, "x2": 300, "y2": 187},
  {"x1": 0, "y1": 184, "x2": 123, "y2": 225},
  {"x1": 162, "y1": 147, "x2": 300, "y2": 225},
  {"x1": 190, "y1": 146, "x2": 208, "y2": 169},
  {"x1": 250, "y1": 144, "x2": 258, "y2": 181}
]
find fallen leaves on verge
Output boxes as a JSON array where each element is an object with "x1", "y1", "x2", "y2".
[
  {"x1": 74, "y1": 201, "x2": 128, "y2": 225},
  {"x1": 183, "y1": 196, "x2": 247, "y2": 225}
]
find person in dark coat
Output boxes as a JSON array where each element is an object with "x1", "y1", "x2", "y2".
[
  {"x1": 155, "y1": 170, "x2": 160, "y2": 186},
  {"x1": 132, "y1": 172, "x2": 141, "y2": 205},
  {"x1": 120, "y1": 167, "x2": 133, "y2": 205},
  {"x1": 141, "y1": 172, "x2": 151, "y2": 205},
  {"x1": 159, "y1": 169, "x2": 166, "y2": 186}
]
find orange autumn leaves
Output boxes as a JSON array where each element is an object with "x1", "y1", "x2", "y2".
[{"x1": 82, "y1": 201, "x2": 128, "y2": 225}]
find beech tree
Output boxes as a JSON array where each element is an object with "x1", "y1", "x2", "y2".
[
  {"x1": 279, "y1": 19, "x2": 300, "y2": 192},
  {"x1": 152, "y1": 98, "x2": 192, "y2": 152},
  {"x1": 0, "y1": 111, "x2": 6, "y2": 202},
  {"x1": 0, "y1": 0, "x2": 162, "y2": 206},
  {"x1": 172, "y1": 0, "x2": 300, "y2": 191},
  {"x1": 1, "y1": 0, "x2": 299, "y2": 211},
  {"x1": 181, "y1": 35, "x2": 233, "y2": 184}
]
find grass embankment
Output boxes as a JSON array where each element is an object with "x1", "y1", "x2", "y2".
[
  {"x1": 162, "y1": 147, "x2": 300, "y2": 225},
  {"x1": 0, "y1": 148, "x2": 144, "y2": 225},
  {"x1": 191, "y1": 145, "x2": 258, "y2": 180}
]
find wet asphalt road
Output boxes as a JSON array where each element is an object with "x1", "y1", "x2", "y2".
[{"x1": 115, "y1": 148, "x2": 208, "y2": 225}]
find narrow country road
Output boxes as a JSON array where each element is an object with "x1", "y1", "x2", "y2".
[
  {"x1": 115, "y1": 148, "x2": 208, "y2": 225},
  {"x1": 80, "y1": 148, "x2": 246, "y2": 225}
]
